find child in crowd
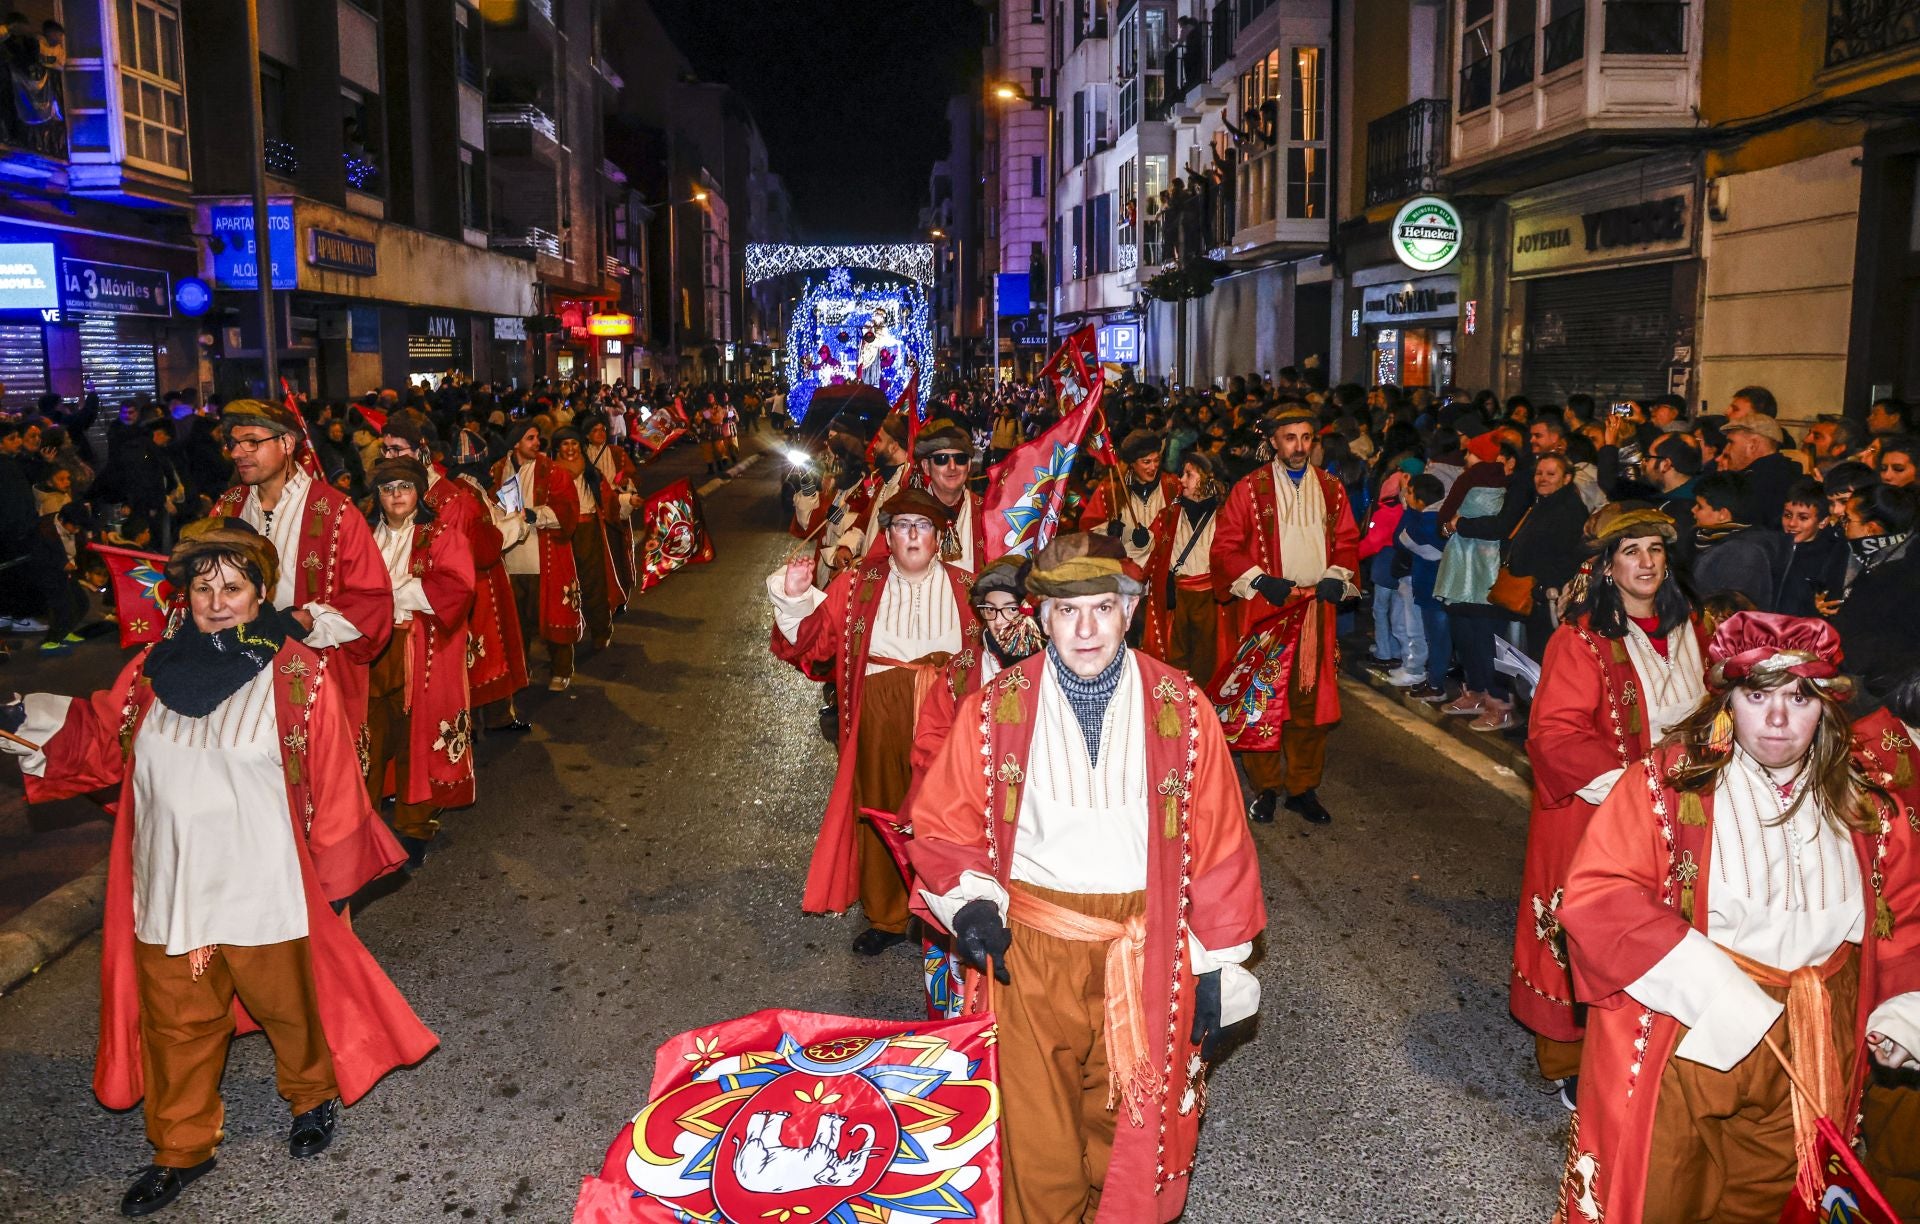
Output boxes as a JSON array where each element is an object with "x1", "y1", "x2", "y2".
[{"x1": 1391, "y1": 472, "x2": 1449, "y2": 700}]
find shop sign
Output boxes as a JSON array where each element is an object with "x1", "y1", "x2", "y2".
[
  {"x1": 1361, "y1": 275, "x2": 1460, "y2": 325},
  {"x1": 1391, "y1": 196, "x2": 1462, "y2": 273},
  {"x1": 604, "y1": 339, "x2": 623, "y2": 355},
  {"x1": 208, "y1": 201, "x2": 296, "y2": 290},
  {"x1": 587, "y1": 311, "x2": 634, "y2": 338},
  {"x1": 174, "y1": 277, "x2": 213, "y2": 317},
  {"x1": 723, "y1": 342, "x2": 737, "y2": 362},
  {"x1": 306, "y1": 228, "x2": 378, "y2": 276},
  {"x1": 350, "y1": 305, "x2": 381, "y2": 353},
  {"x1": 493, "y1": 316, "x2": 527, "y2": 341},
  {"x1": 0, "y1": 242, "x2": 58, "y2": 312},
  {"x1": 1510, "y1": 188, "x2": 1693, "y2": 278},
  {"x1": 59, "y1": 257, "x2": 171, "y2": 317}
]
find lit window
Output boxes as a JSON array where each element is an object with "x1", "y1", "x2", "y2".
[{"x1": 116, "y1": 0, "x2": 189, "y2": 175}]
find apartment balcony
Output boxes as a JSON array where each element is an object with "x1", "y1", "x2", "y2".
[
  {"x1": 1826, "y1": 0, "x2": 1920, "y2": 68},
  {"x1": 0, "y1": 70, "x2": 67, "y2": 183},
  {"x1": 1174, "y1": 30, "x2": 1208, "y2": 98},
  {"x1": 1452, "y1": 1, "x2": 1698, "y2": 178},
  {"x1": 1366, "y1": 98, "x2": 1449, "y2": 207},
  {"x1": 487, "y1": 105, "x2": 560, "y2": 162},
  {"x1": 1209, "y1": 1, "x2": 1236, "y2": 72}
]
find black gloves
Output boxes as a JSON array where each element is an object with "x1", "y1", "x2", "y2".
[
  {"x1": 0, "y1": 694, "x2": 24, "y2": 735},
  {"x1": 1250, "y1": 574, "x2": 1294, "y2": 607},
  {"x1": 522, "y1": 508, "x2": 539, "y2": 525},
  {"x1": 1190, "y1": 970, "x2": 1223, "y2": 1062},
  {"x1": 1315, "y1": 577, "x2": 1347, "y2": 604},
  {"x1": 1104, "y1": 520, "x2": 1125, "y2": 538},
  {"x1": 951, "y1": 898, "x2": 1012, "y2": 984},
  {"x1": 1131, "y1": 525, "x2": 1152, "y2": 550}
]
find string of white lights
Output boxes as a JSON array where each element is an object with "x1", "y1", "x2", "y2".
[{"x1": 744, "y1": 243, "x2": 936, "y2": 287}]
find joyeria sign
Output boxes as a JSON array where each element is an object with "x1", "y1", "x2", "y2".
[{"x1": 1392, "y1": 196, "x2": 1463, "y2": 273}]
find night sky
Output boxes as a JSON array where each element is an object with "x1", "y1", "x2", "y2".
[{"x1": 650, "y1": 0, "x2": 984, "y2": 242}]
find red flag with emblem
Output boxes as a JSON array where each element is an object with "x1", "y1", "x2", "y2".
[
  {"x1": 571, "y1": 1009, "x2": 1002, "y2": 1224},
  {"x1": 980, "y1": 379, "x2": 1102, "y2": 564},
  {"x1": 91, "y1": 543, "x2": 175, "y2": 648},
  {"x1": 636, "y1": 478, "x2": 715, "y2": 592}
]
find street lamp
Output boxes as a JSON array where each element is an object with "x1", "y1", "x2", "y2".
[{"x1": 990, "y1": 81, "x2": 1055, "y2": 389}]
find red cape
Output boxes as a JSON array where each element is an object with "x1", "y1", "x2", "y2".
[
  {"x1": 426, "y1": 475, "x2": 528, "y2": 708},
  {"x1": 493, "y1": 454, "x2": 584, "y2": 644}
]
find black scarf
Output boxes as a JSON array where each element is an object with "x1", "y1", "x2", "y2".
[
  {"x1": 1129, "y1": 477, "x2": 1159, "y2": 503},
  {"x1": 1850, "y1": 530, "x2": 1911, "y2": 567},
  {"x1": 144, "y1": 606, "x2": 296, "y2": 718},
  {"x1": 1179, "y1": 494, "x2": 1218, "y2": 524}
]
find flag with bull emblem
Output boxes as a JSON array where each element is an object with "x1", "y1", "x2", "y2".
[
  {"x1": 637, "y1": 479, "x2": 716, "y2": 593},
  {"x1": 572, "y1": 1009, "x2": 1003, "y2": 1224},
  {"x1": 91, "y1": 543, "x2": 175, "y2": 647}
]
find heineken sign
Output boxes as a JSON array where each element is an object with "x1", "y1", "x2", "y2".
[{"x1": 1392, "y1": 196, "x2": 1462, "y2": 273}]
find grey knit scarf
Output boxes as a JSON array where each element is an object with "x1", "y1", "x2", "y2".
[{"x1": 1047, "y1": 642, "x2": 1126, "y2": 765}]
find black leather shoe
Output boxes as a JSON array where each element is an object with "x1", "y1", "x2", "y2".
[
  {"x1": 120, "y1": 1160, "x2": 214, "y2": 1217},
  {"x1": 1286, "y1": 790, "x2": 1333, "y2": 825},
  {"x1": 850, "y1": 928, "x2": 908, "y2": 956},
  {"x1": 487, "y1": 719, "x2": 533, "y2": 735},
  {"x1": 289, "y1": 1099, "x2": 338, "y2": 1159},
  {"x1": 397, "y1": 835, "x2": 429, "y2": 871},
  {"x1": 1247, "y1": 788, "x2": 1279, "y2": 824},
  {"x1": 818, "y1": 706, "x2": 840, "y2": 744}
]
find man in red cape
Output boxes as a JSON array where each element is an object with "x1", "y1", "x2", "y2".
[
  {"x1": 913, "y1": 420, "x2": 988, "y2": 574},
  {"x1": 1210, "y1": 405, "x2": 1359, "y2": 826},
  {"x1": 1556, "y1": 612, "x2": 1920, "y2": 1224},
  {"x1": 768, "y1": 487, "x2": 977, "y2": 954},
  {"x1": 0, "y1": 522, "x2": 435, "y2": 1217},
  {"x1": 492, "y1": 419, "x2": 584, "y2": 692},
  {"x1": 907, "y1": 531, "x2": 1265, "y2": 1223},
  {"x1": 212, "y1": 398, "x2": 394, "y2": 737}
]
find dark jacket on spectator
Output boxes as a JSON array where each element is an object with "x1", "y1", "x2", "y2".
[{"x1": 1690, "y1": 521, "x2": 1790, "y2": 610}]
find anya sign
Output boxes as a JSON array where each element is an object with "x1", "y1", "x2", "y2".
[{"x1": 1392, "y1": 196, "x2": 1463, "y2": 273}]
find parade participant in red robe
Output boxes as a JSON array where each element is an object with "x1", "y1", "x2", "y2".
[
  {"x1": 552, "y1": 428, "x2": 625, "y2": 651},
  {"x1": 913, "y1": 420, "x2": 988, "y2": 574},
  {"x1": 825, "y1": 413, "x2": 912, "y2": 571},
  {"x1": 1556, "y1": 612, "x2": 1920, "y2": 1224},
  {"x1": 1141, "y1": 451, "x2": 1225, "y2": 681},
  {"x1": 907, "y1": 532, "x2": 1265, "y2": 1224},
  {"x1": 768, "y1": 487, "x2": 977, "y2": 953},
  {"x1": 910, "y1": 555, "x2": 1044, "y2": 781},
  {"x1": 376, "y1": 418, "x2": 528, "y2": 728},
  {"x1": 363, "y1": 458, "x2": 476, "y2": 868},
  {"x1": 1210, "y1": 404, "x2": 1359, "y2": 825},
  {"x1": 1516, "y1": 506, "x2": 1704, "y2": 1100},
  {"x1": 212, "y1": 399, "x2": 393, "y2": 737},
  {"x1": 584, "y1": 416, "x2": 644, "y2": 600},
  {"x1": 492, "y1": 420, "x2": 583, "y2": 692},
  {"x1": 0, "y1": 523, "x2": 435, "y2": 1218},
  {"x1": 1080, "y1": 429, "x2": 1182, "y2": 572}
]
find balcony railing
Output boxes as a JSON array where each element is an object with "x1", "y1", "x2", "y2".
[
  {"x1": 486, "y1": 104, "x2": 557, "y2": 143},
  {"x1": 1175, "y1": 30, "x2": 1208, "y2": 97},
  {"x1": 1499, "y1": 33, "x2": 1537, "y2": 92},
  {"x1": 490, "y1": 227, "x2": 562, "y2": 259},
  {"x1": 1604, "y1": 1, "x2": 1687, "y2": 53},
  {"x1": 1827, "y1": 0, "x2": 1920, "y2": 65},
  {"x1": 1365, "y1": 98, "x2": 1450, "y2": 207},
  {"x1": 0, "y1": 69, "x2": 66, "y2": 161},
  {"x1": 1543, "y1": 6, "x2": 1586, "y2": 71},
  {"x1": 1458, "y1": 57, "x2": 1492, "y2": 114},
  {"x1": 1210, "y1": 1, "x2": 1236, "y2": 71},
  {"x1": 264, "y1": 137, "x2": 299, "y2": 177}
]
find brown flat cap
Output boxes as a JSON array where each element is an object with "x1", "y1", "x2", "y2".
[
  {"x1": 221, "y1": 398, "x2": 303, "y2": 438},
  {"x1": 370, "y1": 455, "x2": 431, "y2": 494},
  {"x1": 879, "y1": 485, "x2": 955, "y2": 530},
  {"x1": 170, "y1": 516, "x2": 280, "y2": 596},
  {"x1": 914, "y1": 419, "x2": 974, "y2": 459},
  {"x1": 1119, "y1": 430, "x2": 1162, "y2": 462},
  {"x1": 1027, "y1": 530, "x2": 1145, "y2": 598}
]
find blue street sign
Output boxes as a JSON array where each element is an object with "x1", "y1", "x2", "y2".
[{"x1": 208, "y1": 201, "x2": 296, "y2": 290}]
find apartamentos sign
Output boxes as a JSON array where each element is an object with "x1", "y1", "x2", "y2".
[
  {"x1": 1509, "y1": 182, "x2": 1695, "y2": 278},
  {"x1": 307, "y1": 228, "x2": 378, "y2": 276}
]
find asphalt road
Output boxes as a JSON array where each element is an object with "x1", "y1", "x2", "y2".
[{"x1": 0, "y1": 434, "x2": 1565, "y2": 1221}]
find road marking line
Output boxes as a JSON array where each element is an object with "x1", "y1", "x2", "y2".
[
  {"x1": 697, "y1": 452, "x2": 762, "y2": 498},
  {"x1": 1339, "y1": 677, "x2": 1531, "y2": 809}
]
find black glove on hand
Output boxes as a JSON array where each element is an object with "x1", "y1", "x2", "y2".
[
  {"x1": 1190, "y1": 970, "x2": 1223, "y2": 1063},
  {"x1": 522, "y1": 508, "x2": 539, "y2": 525},
  {"x1": 1315, "y1": 577, "x2": 1347, "y2": 604},
  {"x1": 1250, "y1": 574, "x2": 1295, "y2": 608},
  {"x1": 1104, "y1": 520, "x2": 1125, "y2": 539},
  {"x1": 0, "y1": 694, "x2": 25, "y2": 735},
  {"x1": 1131, "y1": 525, "x2": 1152, "y2": 550},
  {"x1": 951, "y1": 898, "x2": 1012, "y2": 984}
]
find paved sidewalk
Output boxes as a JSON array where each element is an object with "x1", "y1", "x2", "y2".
[{"x1": 1339, "y1": 648, "x2": 1535, "y2": 791}]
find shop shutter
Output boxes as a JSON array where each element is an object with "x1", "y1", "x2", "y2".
[
  {"x1": 78, "y1": 315, "x2": 157, "y2": 408},
  {"x1": 1523, "y1": 263, "x2": 1675, "y2": 405},
  {"x1": 0, "y1": 323, "x2": 46, "y2": 408}
]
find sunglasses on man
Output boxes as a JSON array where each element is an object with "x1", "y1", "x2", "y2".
[{"x1": 925, "y1": 452, "x2": 968, "y2": 468}]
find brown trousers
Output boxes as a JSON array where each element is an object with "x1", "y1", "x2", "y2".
[
  {"x1": 365, "y1": 638, "x2": 436, "y2": 840},
  {"x1": 1241, "y1": 640, "x2": 1330, "y2": 795},
  {"x1": 1536, "y1": 1033, "x2": 1583, "y2": 1082},
  {"x1": 1165, "y1": 585, "x2": 1218, "y2": 686},
  {"x1": 572, "y1": 521, "x2": 612, "y2": 647},
  {"x1": 134, "y1": 938, "x2": 338, "y2": 1168},
  {"x1": 996, "y1": 881, "x2": 1146, "y2": 1224},
  {"x1": 509, "y1": 572, "x2": 573, "y2": 681},
  {"x1": 1863, "y1": 1079, "x2": 1920, "y2": 1222},
  {"x1": 1642, "y1": 945, "x2": 1860, "y2": 1224},
  {"x1": 852, "y1": 666, "x2": 918, "y2": 934}
]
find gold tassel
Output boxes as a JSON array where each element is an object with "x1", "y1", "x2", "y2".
[
  {"x1": 1163, "y1": 795, "x2": 1179, "y2": 840},
  {"x1": 1897, "y1": 749, "x2": 1915, "y2": 791},
  {"x1": 1878, "y1": 892, "x2": 1896, "y2": 939},
  {"x1": 1611, "y1": 640, "x2": 1629, "y2": 665},
  {"x1": 289, "y1": 675, "x2": 306, "y2": 707},
  {"x1": 1156, "y1": 698, "x2": 1180, "y2": 739},
  {"x1": 286, "y1": 753, "x2": 302, "y2": 785},
  {"x1": 1678, "y1": 792, "x2": 1707, "y2": 827},
  {"x1": 1709, "y1": 708, "x2": 1734, "y2": 755},
  {"x1": 1002, "y1": 784, "x2": 1019, "y2": 825},
  {"x1": 1625, "y1": 701, "x2": 1642, "y2": 737},
  {"x1": 995, "y1": 684, "x2": 1024, "y2": 725},
  {"x1": 1680, "y1": 880, "x2": 1695, "y2": 924}
]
